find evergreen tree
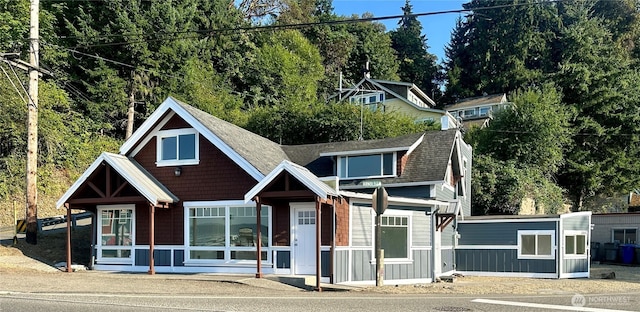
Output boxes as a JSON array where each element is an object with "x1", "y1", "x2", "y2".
[{"x1": 390, "y1": 0, "x2": 439, "y2": 99}]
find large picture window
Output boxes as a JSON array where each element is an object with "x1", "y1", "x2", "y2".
[
  {"x1": 156, "y1": 129, "x2": 199, "y2": 166},
  {"x1": 518, "y1": 230, "x2": 555, "y2": 260},
  {"x1": 185, "y1": 202, "x2": 270, "y2": 263},
  {"x1": 97, "y1": 205, "x2": 134, "y2": 262},
  {"x1": 380, "y1": 216, "x2": 409, "y2": 259},
  {"x1": 338, "y1": 153, "x2": 395, "y2": 179}
]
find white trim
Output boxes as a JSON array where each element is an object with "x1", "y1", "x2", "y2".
[
  {"x1": 320, "y1": 147, "x2": 412, "y2": 157},
  {"x1": 340, "y1": 180, "x2": 445, "y2": 190},
  {"x1": 95, "y1": 204, "x2": 135, "y2": 265},
  {"x1": 406, "y1": 134, "x2": 425, "y2": 155},
  {"x1": 155, "y1": 128, "x2": 200, "y2": 167},
  {"x1": 564, "y1": 230, "x2": 589, "y2": 259},
  {"x1": 93, "y1": 265, "x2": 276, "y2": 275},
  {"x1": 245, "y1": 160, "x2": 338, "y2": 202},
  {"x1": 340, "y1": 191, "x2": 450, "y2": 207},
  {"x1": 130, "y1": 111, "x2": 175, "y2": 158},
  {"x1": 517, "y1": 230, "x2": 556, "y2": 260},
  {"x1": 183, "y1": 200, "x2": 273, "y2": 265},
  {"x1": 369, "y1": 212, "x2": 412, "y2": 263},
  {"x1": 459, "y1": 217, "x2": 560, "y2": 224},
  {"x1": 456, "y1": 271, "x2": 558, "y2": 279},
  {"x1": 455, "y1": 245, "x2": 518, "y2": 250},
  {"x1": 121, "y1": 97, "x2": 264, "y2": 181},
  {"x1": 561, "y1": 272, "x2": 590, "y2": 278},
  {"x1": 560, "y1": 211, "x2": 592, "y2": 218}
]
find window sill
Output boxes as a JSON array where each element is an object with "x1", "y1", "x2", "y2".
[
  {"x1": 184, "y1": 260, "x2": 272, "y2": 267},
  {"x1": 564, "y1": 254, "x2": 588, "y2": 260},
  {"x1": 517, "y1": 255, "x2": 556, "y2": 260},
  {"x1": 369, "y1": 259, "x2": 413, "y2": 265},
  {"x1": 156, "y1": 159, "x2": 200, "y2": 167}
]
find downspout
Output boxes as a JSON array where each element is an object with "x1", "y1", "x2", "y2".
[{"x1": 315, "y1": 196, "x2": 322, "y2": 291}]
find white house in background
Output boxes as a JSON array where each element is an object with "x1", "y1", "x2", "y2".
[{"x1": 445, "y1": 93, "x2": 511, "y2": 128}]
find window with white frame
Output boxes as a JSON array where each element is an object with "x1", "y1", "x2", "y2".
[
  {"x1": 186, "y1": 203, "x2": 270, "y2": 262},
  {"x1": 380, "y1": 216, "x2": 409, "y2": 259},
  {"x1": 565, "y1": 231, "x2": 587, "y2": 256},
  {"x1": 479, "y1": 107, "x2": 491, "y2": 117},
  {"x1": 156, "y1": 129, "x2": 199, "y2": 166},
  {"x1": 518, "y1": 230, "x2": 555, "y2": 259},
  {"x1": 338, "y1": 153, "x2": 395, "y2": 179},
  {"x1": 463, "y1": 109, "x2": 476, "y2": 118},
  {"x1": 613, "y1": 228, "x2": 637, "y2": 244},
  {"x1": 97, "y1": 205, "x2": 134, "y2": 261}
]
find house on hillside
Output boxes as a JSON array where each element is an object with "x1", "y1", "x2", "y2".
[
  {"x1": 445, "y1": 93, "x2": 511, "y2": 128},
  {"x1": 57, "y1": 96, "x2": 470, "y2": 286},
  {"x1": 332, "y1": 77, "x2": 459, "y2": 127},
  {"x1": 57, "y1": 96, "x2": 591, "y2": 285}
]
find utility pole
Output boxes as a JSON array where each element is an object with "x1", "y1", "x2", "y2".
[{"x1": 25, "y1": 0, "x2": 39, "y2": 245}]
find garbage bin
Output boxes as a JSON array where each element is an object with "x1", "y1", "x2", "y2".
[
  {"x1": 636, "y1": 246, "x2": 640, "y2": 264},
  {"x1": 619, "y1": 244, "x2": 635, "y2": 264},
  {"x1": 591, "y1": 242, "x2": 600, "y2": 261},
  {"x1": 604, "y1": 242, "x2": 619, "y2": 262}
]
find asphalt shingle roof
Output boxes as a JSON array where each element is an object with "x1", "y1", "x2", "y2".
[{"x1": 175, "y1": 100, "x2": 290, "y2": 176}]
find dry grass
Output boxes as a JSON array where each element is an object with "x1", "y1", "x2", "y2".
[{"x1": 1, "y1": 225, "x2": 92, "y2": 266}]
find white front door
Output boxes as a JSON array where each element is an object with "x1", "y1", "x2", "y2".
[{"x1": 293, "y1": 203, "x2": 317, "y2": 275}]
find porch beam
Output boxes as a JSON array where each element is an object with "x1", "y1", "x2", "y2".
[
  {"x1": 68, "y1": 196, "x2": 147, "y2": 205},
  {"x1": 255, "y1": 196, "x2": 263, "y2": 278},
  {"x1": 148, "y1": 203, "x2": 155, "y2": 275},
  {"x1": 65, "y1": 203, "x2": 72, "y2": 273},
  {"x1": 315, "y1": 196, "x2": 322, "y2": 292},
  {"x1": 258, "y1": 190, "x2": 315, "y2": 199}
]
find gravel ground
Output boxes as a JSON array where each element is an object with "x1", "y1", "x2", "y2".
[{"x1": 2, "y1": 244, "x2": 639, "y2": 295}]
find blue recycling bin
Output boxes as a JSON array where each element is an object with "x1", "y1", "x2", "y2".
[{"x1": 619, "y1": 244, "x2": 635, "y2": 264}]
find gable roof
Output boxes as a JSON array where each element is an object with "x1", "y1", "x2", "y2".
[
  {"x1": 244, "y1": 160, "x2": 339, "y2": 202},
  {"x1": 392, "y1": 129, "x2": 460, "y2": 183},
  {"x1": 333, "y1": 77, "x2": 440, "y2": 112},
  {"x1": 120, "y1": 97, "x2": 288, "y2": 180},
  {"x1": 56, "y1": 152, "x2": 178, "y2": 209},
  {"x1": 446, "y1": 93, "x2": 507, "y2": 110}
]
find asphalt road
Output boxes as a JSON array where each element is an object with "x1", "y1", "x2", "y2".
[{"x1": 1, "y1": 291, "x2": 639, "y2": 312}]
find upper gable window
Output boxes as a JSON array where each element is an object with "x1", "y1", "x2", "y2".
[
  {"x1": 338, "y1": 153, "x2": 395, "y2": 179},
  {"x1": 156, "y1": 129, "x2": 199, "y2": 166}
]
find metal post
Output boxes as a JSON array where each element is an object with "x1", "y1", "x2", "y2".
[
  {"x1": 375, "y1": 213, "x2": 383, "y2": 286},
  {"x1": 66, "y1": 204, "x2": 72, "y2": 273}
]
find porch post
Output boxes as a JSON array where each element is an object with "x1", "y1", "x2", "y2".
[
  {"x1": 255, "y1": 196, "x2": 263, "y2": 278},
  {"x1": 315, "y1": 196, "x2": 322, "y2": 291},
  {"x1": 148, "y1": 204, "x2": 155, "y2": 275},
  {"x1": 65, "y1": 203, "x2": 72, "y2": 273},
  {"x1": 330, "y1": 198, "x2": 335, "y2": 284}
]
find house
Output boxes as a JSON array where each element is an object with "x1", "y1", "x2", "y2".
[
  {"x1": 333, "y1": 77, "x2": 459, "y2": 127},
  {"x1": 455, "y1": 212, "x2": 592, "y2": 278},
  {"x1": 445, "y1": 93, "x2": 511, "y2": 128},
  {"x1": 57, "y1": 96, "x2": 471, "y2": 287},
  {"x1": 592, "y1": 213, "x2": 639, "y2": 245},
  {"x1": 57, "y1": 96, "x2": 592, "y2": 285}
]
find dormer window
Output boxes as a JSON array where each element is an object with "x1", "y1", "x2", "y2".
[
  {"x1": 156, "y1": 129, "x2": 199, "y2": 166},
  {"x1": 338, "y1": 152, "x2": 395, "y2": 179}
]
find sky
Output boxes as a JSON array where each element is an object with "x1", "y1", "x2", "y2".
[{"x1": 332, "y1": 0, "x2": 467, "y2": 63}]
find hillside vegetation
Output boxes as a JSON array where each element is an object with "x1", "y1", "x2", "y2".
[{"x1": 1, "y1": 0, "x2": 640, "y2": 224}]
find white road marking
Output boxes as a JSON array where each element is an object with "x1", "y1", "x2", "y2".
[{"x1": 472, "y1": 298, "x2": 634, "y2": 312}]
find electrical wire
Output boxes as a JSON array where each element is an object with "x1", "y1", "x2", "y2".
[
  {"x1": 54, "y1": 1, "x2": 561, "y2": 49},
  {"x1": 0, "y1": 63, "x2": 29, "y2": 105}
]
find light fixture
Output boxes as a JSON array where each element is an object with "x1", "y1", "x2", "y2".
[{"x1": 174, "y1": 167, "x2": 182, "y2": 177}]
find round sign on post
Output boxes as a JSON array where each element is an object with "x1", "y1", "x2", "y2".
[{"x1": 372, "y1": 186, "x2": 388, "y2": 215}]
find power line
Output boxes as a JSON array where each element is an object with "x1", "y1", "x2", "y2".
[{"x1": 57, "y1": 1, "x2": 560, "y2": 49}]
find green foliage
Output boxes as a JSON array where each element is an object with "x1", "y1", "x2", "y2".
[
  {"x1": 472, "y1": 155, "x2": 564, "y2": 215},
  {"x1": 242, "y1": 30, "x2": 324, "y2": 109},
  {"x1": 245, "y1": 100, "x2": 430, "y2": 145},
  {"x1": 390, "y1": 0, "x2": 440, "y2": 99},
  {"x1": 475, "y1": 85, "x2": 572, "y2": 175}
]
